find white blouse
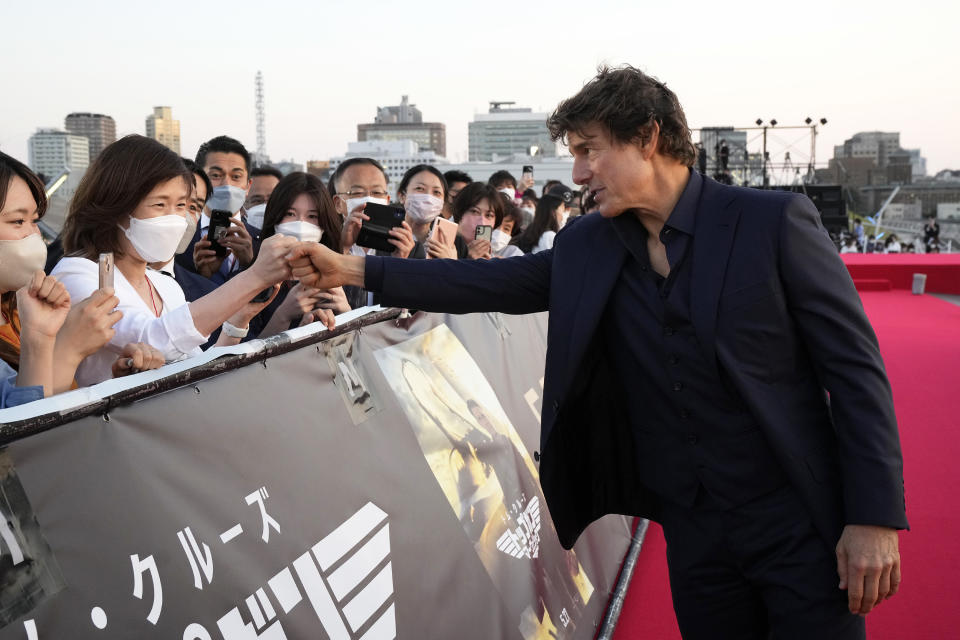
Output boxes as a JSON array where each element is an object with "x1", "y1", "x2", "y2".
[{"x1": 51, "y1": 257, "x2": 207, "y2": 386}]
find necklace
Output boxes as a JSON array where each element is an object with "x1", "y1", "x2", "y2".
[{"x1": 146, "y1": 278, "x2": 161, "y2": 317}]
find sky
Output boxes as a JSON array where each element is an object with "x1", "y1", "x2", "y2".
[{"x1": 2, "y1": 0, "x2": 958, "y2": 176}]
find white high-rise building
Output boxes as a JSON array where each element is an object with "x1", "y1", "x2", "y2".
[
  {"x1": 468, "y1": 102, "x2": 556, "y2": 162},
  {"x1": 329, "y1": 140, "x2": 445, "y2": 192},
  {"x1": 27, "y1": 128, "x2": 90, "y2": 198}
]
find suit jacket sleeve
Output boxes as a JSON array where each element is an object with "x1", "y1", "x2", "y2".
[
  {"x1": 778, "y1": 195, "x2": 907, "y2": 529},
  {"x1": 365, "y1": 250, "x2": 553, "y2": 315}
]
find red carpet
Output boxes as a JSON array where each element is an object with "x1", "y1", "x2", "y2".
[
  {"x1": 614, "y1": 290, "x2": 960, "y2": 639},
  {"x1": 842, "y1": 254, "x2": 960, "y2": 294}
]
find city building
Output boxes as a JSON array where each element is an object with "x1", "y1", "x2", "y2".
[
  {"x1": 697, "y1": 127, "x2": 750, "y2": 176},
  {"x1": 306, "y1": 160, "x2": 330, "y2": 177},
  {"x1": 64, "y1": 112, "x2": 116, "y2": 161},
  {"x1": 272, "y1": 161, "x2": 304, "y2": 176},
  {"x1": 906, "y1": 149, "x2": 927, "y2": 178},
  {"x1": 329, "y1": 140, "x2": 445, "y2": 192},
  {"x1": 357, "y1": 95, "x2": 446, "y2": 156},
  {"x1": 468, "y1": 102, "x2": 556, "y2": 162},
  {"x1": 832, "y1": 132, "x2": 902, "y2": 168},
  {"x1": 27, "y1": 128, "x2": 89, "y2": 198},
  {"x1": 145, "y1": 106, "x2": 181, "y2": 154}
]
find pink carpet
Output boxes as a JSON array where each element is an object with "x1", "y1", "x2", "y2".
[{"x1": 614, "y1": 291, "x2": 960, "y2": 638}]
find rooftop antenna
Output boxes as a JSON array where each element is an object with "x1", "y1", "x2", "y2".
[{"x1": 255, "y1": 71, "x2": 266, "y2": 166}]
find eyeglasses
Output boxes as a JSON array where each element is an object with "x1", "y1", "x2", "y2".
[{"x1": 337, "y1": 189, "x2": 390, "y2": 199}]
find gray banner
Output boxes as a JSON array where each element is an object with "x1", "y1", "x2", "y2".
[{"x1": 0, "y1": 311, "x2": 632, "y2": 639}]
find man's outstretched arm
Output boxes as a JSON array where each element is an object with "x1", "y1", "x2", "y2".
[{"x1": 288, "y1": 243, "x2": 553, "y2": 315}]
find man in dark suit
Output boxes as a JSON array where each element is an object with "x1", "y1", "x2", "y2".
[
  {"x1": 176, "y1": 136, "x2": 261, "y2": 284},
  {"x1": 286, "y1": 66, "x2": 905, "y2": 639}
]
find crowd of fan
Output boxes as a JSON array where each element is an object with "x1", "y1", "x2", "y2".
[
  {"x1": 0, "y1": 134, "x2": 583, "y2": 409},
  {"x1": 838, "y1": 216, "x2": 942, "y2": 254}
]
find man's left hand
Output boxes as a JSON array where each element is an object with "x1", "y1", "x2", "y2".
[{"x1": 836, "y1": 524, "x2": 901, "y2": 615}]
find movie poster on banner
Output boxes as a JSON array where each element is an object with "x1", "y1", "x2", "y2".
[{"x1": 374, "y1": 324, "x2": 595, "y2": 639}]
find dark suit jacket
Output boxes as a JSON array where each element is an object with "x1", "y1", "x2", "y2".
[{"x1": 373, "y1": 176, "x2": 907, "y2": 549}]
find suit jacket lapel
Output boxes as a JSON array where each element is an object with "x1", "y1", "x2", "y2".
[
  {"x1": 691, "y1": 181, "x2": 740, "y2": 374},
  {"x1": 562, "y1": 219, "x2": 627, "y2": 395}
]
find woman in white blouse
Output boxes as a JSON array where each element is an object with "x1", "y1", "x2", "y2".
[{"x1": 52, "y1": 136, "x2": 297, "y2": 386}]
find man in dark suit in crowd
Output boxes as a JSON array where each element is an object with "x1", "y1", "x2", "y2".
[
  {"x1": 176, "y1": 136, "x2": 261, "y2": 284},
  {"x1": 286, "y1": 66, "x2": 906, "y2": 639}
]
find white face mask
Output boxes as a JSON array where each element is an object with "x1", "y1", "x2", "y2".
[
  {"x1": 404, "y1": 192, "x2": 444, "y2": 224},
  {"x1": 490, "y1": 228, "x2": 511, "y2": 252},
  {"x1": 521, "y1": 206, "x2": 535, "y2": 217},
  {"x1": 498, "y1": 187, "x2": 516, "y2": 201},
  {"x1": 122, "y1": 215, "x2": 188, "y2": 264},
  {"x1": 175, "y1": 213, "x2": 199, "y2": 255},
  {"x1": 245, "y1": 203, "x2": 266, "y2": 230},
  {"x1": 0, "y1": 233, "x2": 47, "y2": 292},
  {"x1": 275, "y1": 220, "x2": 323, "y2": 243},
  {"x1": 345, "y1": 195, "x2": 389, "y2": 216},
  {"x1": 207, "y1": 185, "x2": 247, "y2": 215}
]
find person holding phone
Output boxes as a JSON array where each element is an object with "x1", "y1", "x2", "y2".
[
  {"x1": 178, "y1": 136, "x2": 261, "y2": 283},
  {"x1": 447, "y1": 182, "x2": 506, "y2": 260},
  {"x1": 253, "y1": 172, "x2": 343, "y2": 337},
  {"x1": 1, "y1": 151, "x2": 165, "y2": 395},
  {"x1": 511, "y1": 183, "x2": 574, "y2": 254},
  {"x1": 53, "y1": 136, "x2": 297, "y2": 386}
]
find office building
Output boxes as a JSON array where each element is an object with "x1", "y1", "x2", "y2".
[
  {"x1": 468, "y1": 102, "x2": 556, "y2": 162},
  {"x1": 27, "y1": 128, "x2": 90, "y2": 198},
  {"x1": 146, "y1": 106, "x2": 181, "y2": 154},
  {"x1": 357, "y1": 96, "x2": 446, "y2": 156},
  {"x1": 64, "y1": 112, "x2": 116, "y2": 161},
  {"x1": 329, "y1": 140, "x2": 444, "y2": 192}
]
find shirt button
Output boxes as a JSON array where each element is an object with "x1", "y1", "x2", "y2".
[
  {"x1": 679, "y1": 409, "x2": 690, "y2": 419},
  {"x1": 662, "y1": 228, "x2": 672, "y2": 237},
  {"x1": 668, "y1": 355, "x2": 680, "y2": 365},
  {"x1": 641, "y1": 265, "x2": 649, "y2": 272},
  {"x1": 672, "y1": 382, "x2": 683, "y2": 392},
  {"x1": 685, "y1": 433, "x2": 698, "y2": 444}
]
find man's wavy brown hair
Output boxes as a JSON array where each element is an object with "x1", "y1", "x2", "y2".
[{"x1": 548, "y1": 65, "x2": 697, "y2": 167}]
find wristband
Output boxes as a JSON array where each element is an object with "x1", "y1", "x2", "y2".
[{"x1": 221, "y1": 320, "x2": 249, "y2": 339}]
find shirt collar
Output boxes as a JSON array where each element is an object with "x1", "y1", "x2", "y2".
[{"x1": 663, "y1": 168, "x2": 701, "y2": 237}]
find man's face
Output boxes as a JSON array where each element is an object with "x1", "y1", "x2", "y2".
[
  {"x1": 188, "y1": 173, "x2": 208, "y2": 227},
  {"x1": 334, "y1": 164, "x2": 389, "y2": 216},
  {"x1": 204, "y1": 151, "x2": 251, "y2": 191},
  {"x1": 447, "y1": 181, "x2": 469, "y2": 203},
  {"x1": 247, "y1": 174, "x2": 280, "y2": 207},
  {"x1": 568, "y1": 122, "x2": 652, "y2": 218}
]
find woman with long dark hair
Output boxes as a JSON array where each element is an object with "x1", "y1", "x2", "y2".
[
  {"x1": 255, "y1": 172, "x2": 344, "y2": 336},
  {"x1": 511, "y1": 183, "x2": 574, "y2": 254}
]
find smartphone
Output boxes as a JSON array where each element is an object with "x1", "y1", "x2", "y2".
[
  {"x1": 356, "y1": 202, "x2": 407, "y2": 252},
  {"x1": 522, "y1": 165, "x2": 534, "y2": 182},
  {"x1": 207, "y1": 209, "x2": 232, "y2": 257},
  {"x1": 98, "y1": 253, "x2": 114, "y2": 291},
  {"x1": 251, "y1": 286, "x2": 274, "y2": 304},
  {"x1": 430, "y1": 216, "x2": 459, "y2": 248},
  {"x1": 475, "y1": 225, "x2": 493, "y2": 243}
]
